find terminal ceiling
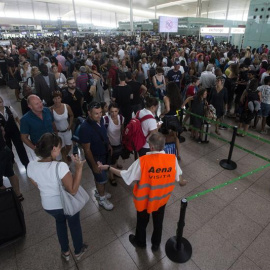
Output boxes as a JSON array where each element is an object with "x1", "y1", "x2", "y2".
[{"x1": 0, "y1": 0, "x2": 251, "y2": 27}]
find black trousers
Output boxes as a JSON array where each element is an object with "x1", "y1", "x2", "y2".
[
  {"x1": 5, "y1": 127, "x2": 29, "y2": 168},
  {"x1": 135, "y1": 204, "x2": 166, "y2": 246}
]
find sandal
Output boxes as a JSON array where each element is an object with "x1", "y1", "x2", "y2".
[
  {"x1": 110, "y1": 179, "x2": 117, "y2": 186},
  {"x1": 17, "y1": 194, "x2": 24, "y2": 202}
]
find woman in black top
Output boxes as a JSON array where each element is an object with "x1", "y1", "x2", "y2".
[
  {"x1": 182, "y1": 89, "x2": 208, "y2": 142},
  {"x1": 161, "y1": 82, "x2": 182, "y2": 160}
]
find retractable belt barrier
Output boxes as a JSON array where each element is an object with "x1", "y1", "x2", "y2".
[{"x1": 166, "y1": 109, "x2": 270, "y2": 264}]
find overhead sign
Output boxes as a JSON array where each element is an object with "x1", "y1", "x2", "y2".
[
  {"x1": 41, "y1": 20, "x2": 78, "y2": 31},
  {"x1": 231, "y1": 28, "x2": 245, "y2": 34},
  {"x1": 201, "y1": 27, "x2": 229, "y2": 34},
  {"x1": 159, "y1": 16, "x2": 178, "y2": 33}
]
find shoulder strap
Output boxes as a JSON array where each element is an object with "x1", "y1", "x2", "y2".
[
  {"x1": 140, "y1": 114, "x2": 155, "y2": 123},
  {"x1": 55, "y1": 162, "x2": 62, "y2": 186},
  {"x1": 5, "y1": 106, "x2": 13, "y2": 118},
  {"x1": 104, "y1": 115, "x2": 109, "y2": 127},
  {"x1": 136, "y1": 110, "x2": 154, "y2": 122},
  {"x1": 120, "y1": 115, "x2": 124, "y2": 124}
]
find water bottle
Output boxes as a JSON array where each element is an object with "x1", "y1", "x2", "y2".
[{"x1": 73, "y1": 143, "x2": 85, "y2": 161}]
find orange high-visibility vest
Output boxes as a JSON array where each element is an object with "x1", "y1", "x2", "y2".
[{"x1": 133, "y1": 153, "x2": 176, "y2": 213}]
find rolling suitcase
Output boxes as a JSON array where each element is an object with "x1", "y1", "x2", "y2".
[
  {"x1": 0, "y1": 188, "x2": 26, "y2": 247},
  {"x1": 202, "y1": 122, "x2": 211, "y2": 143}
]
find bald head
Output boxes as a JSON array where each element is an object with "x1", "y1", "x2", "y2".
[{"x1": 27, "y1": 95, "x2": 43, "y2": 113}]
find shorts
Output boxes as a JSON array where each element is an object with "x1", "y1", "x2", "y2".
[
  {"x1": 0, "y1": 147, "x2": 15, "y2": 184},
  {"x1": 86, "y1": 154, "x2": 108, "y2": 184},
  {"x1": 260, "y1": 103, "x2": 270, "y2": 117},
  {"x1": 58, "y1": 130, "x2": 72, "y2": 147},
  {"x1": 108, "y1": 145, "x2": 122, "y2": 165}
]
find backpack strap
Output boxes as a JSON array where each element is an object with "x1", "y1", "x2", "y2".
[
  {"x1": 119, "y1": 115, "x2": 124, "y2": 125},
  {"x1": 136, "y1": 110, "x2": 155, "y2": 122},
  {"x1": 5, "y1": 106, "x2": 14, "y2": 119},
  {"x1": 104, "y1": 115, "x2": 109, "y2": 128}
]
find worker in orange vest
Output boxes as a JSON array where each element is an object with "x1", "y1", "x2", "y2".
[{"x1": 98, "y1": 132, "x2": 186, "y2": 251}]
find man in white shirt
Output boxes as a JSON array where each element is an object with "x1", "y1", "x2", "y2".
[
  {"x1": 118, "y1": 46, "x2": 125, "y2": 60},
  {"x1": 141, "y1": 57, "x2": 150, "y2": 87},
  {"x1": 200, "y1": 64, "x2": 216, "y2": 95},
  {"x1": 136, "y1": 97, "x2": 160, "y2": 156}
]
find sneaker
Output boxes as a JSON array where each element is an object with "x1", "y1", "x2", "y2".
[
  {"x1": 99, "y1": 197, "x2": 114, "y2": 210},
  {"x1": 94, "y1": 190, "x2": 112, "y2": 199},
  {"x1": 61, "y1": 252, "x2": 70, "y2": 262},
  {"x1": 260, "y1": 130, "x2": 267, "y2": 135},
  {"x1": 75, "y1": 244, "x2": 88, "y2": 261}
]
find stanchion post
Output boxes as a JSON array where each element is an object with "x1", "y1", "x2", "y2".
[
  {"x1": 220, "y1": 126, "x2": 237, "y2": 170},
  {"x1": 165, "y1": 198, "x2": 192, "y2": 263}
]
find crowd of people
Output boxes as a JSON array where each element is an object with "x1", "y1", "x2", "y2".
[{"x1": 0, "y1": 34, "x2": 270, "y2": 260}]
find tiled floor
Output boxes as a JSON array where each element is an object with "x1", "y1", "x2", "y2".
[{"x1": 1, "y1": 85, "x2": 270, "y2": 270}]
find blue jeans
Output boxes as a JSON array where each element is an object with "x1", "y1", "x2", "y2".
[{"x1": 45, "y1": 209, "x2": 83, "y2": 254}]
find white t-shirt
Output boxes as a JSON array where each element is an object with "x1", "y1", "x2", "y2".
[
  {"x1": 137, "y1": 108, "x2": 157, "y2": 148},
  {"x1": 258, "y1": 85, "x2": 270, "y2": 104},
  {"x1": 142, "y1": 63, "x2": 150, "y2": 80},
  {"x1": 120, "y1": 151, "x2": 182, "y2": 185},
  {"x1": 118, "y1": 49, "x2": 125, "y2": 60},
  {"x1": 104, "y1": 114, "x2": 124, "y2": 146},
  {"x1": 27, "y1": 161, "x2": 70, "y2": 210}
]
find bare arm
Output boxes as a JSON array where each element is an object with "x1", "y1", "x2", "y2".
[
  {"x1": 29, "y1": 177, "x2": 38, "y2": 188},
  {"x1": 61, "y1": 157, "x2": 85, "y2": 195},
  {"x1": 21, "y1": 133, "x2": 36, "y2": 150},
  {"x1": 182, "y1": 96, "x2": 194, "y2": 108},
  {"x1": 140, "y1": 84, "x2": 147, "y2": 96},
  {"x1": 66, "y1": 104, "x2": 74, "y2": 130}
]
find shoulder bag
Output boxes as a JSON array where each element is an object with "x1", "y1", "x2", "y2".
[{"x1": 56, "y1": 162, "x2": 89, "y2": 216}]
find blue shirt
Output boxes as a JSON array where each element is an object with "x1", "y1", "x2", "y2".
[
  {"x1": 20, "y1": 107, "x2": 54, "y2": 144},
  {"x1": 79, "y1": 117, "x2": 108, "y2": 157}
]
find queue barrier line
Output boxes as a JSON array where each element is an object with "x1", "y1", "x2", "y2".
[
  {"x1": 186, "y1": 163, "x2": 270, "y2": 201},
  {"x1": 184, "y1": 123, "x2": 270, "y2": 163},
  {"x1": 182, "y1": 109, "x2": 270, "y2": 145}
]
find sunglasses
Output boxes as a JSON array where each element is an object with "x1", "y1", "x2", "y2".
[{"x1": 88, "y1": 102, "x2": 101, "y2": 109}]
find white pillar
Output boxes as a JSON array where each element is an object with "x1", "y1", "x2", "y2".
[
  {"x1": 196, "y1": 0, "x2": 202, "y2": 18},
  {"x1": 46, "y1": 2, "x2": 51, "y2": 20},
  {"x1": 129, "y1": 0, "x2": 133, "y2": 33},
  {"x1": 155, "y1": 0, "x2": 157, "y2": 19},
  {"x1": 72, "y1": 0, "x2": 77, "y2": 22},
  {"x1": 226, "y1": 0, "x2": 230, "y2": 20},
  {"x1": 31, "y1": 0, "x2": 36, "y2": 20}
]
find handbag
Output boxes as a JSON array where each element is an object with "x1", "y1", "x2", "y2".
[
  {"x1": 56, "y1": 163, "x2": 89, "y2": 216},
  {"x1": 161, "y1": 115, "x2": 182, "y2": 133}
]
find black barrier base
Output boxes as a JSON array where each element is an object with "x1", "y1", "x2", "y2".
[
  {"x1": 220, "y1": 159, "x2": 237, "y2": 170},
  {"x1": 165, "y1": 236, "x2": 192, "y2": 263},
  {"x1": 179, "y1": 136, "x2": 185, "y2": 143}
]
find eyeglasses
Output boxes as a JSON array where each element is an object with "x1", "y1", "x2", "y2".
[{"x1": 88, "y1": 102, "x2": 101, "y2": 109}]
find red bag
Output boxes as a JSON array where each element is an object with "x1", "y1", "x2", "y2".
[{"x1": 122, "y1": 111, "x2": 154, "y2": 151}]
